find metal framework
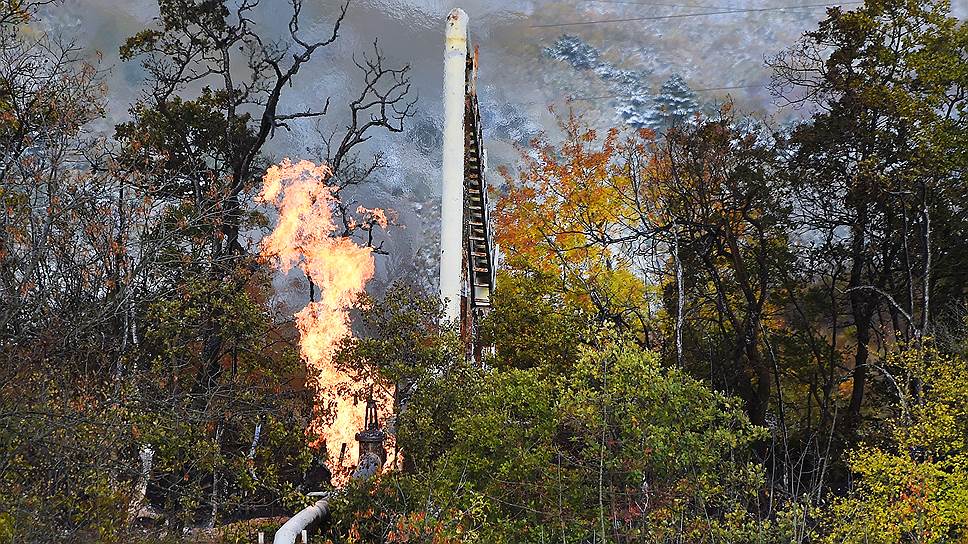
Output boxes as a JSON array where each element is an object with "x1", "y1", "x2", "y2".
[
  {"x1": 461, "y1": 46, "x2": 496, "y2": 359},
  {"x1": 441, "y1": 9, "x2": 495, "y2": 360},
  {"x1": 463, "y1": 48, "x2": 495, "y2": 313}
]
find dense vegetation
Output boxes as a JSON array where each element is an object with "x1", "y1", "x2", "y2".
[{"x1": 1, "y1": 0, "x2": 966, "y2": 542}]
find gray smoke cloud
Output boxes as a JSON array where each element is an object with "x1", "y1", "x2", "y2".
[{"x1": 33, "y1": 0, "x2": 968, "y2": 294}]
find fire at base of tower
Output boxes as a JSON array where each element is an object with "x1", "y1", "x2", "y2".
[{"x1": 257, "y1": 158, "x2": 393, "y2": 487}]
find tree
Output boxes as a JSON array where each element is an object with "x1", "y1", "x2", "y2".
[
  {"x1": 496, "y1": 108, "x2": 792, "y2": 432},
  {"x1": 479, "y1": 269, "x2": 592, "y2": 373},
  {"x1": 647, "y1": 112, "x2": 792, "y2": 433},
  {"x1": 495, "y1": 112, "x2": 652, "y2": 342},
  {"x1": 333, "y1": 282, "x2": 463, "y2": 472},
  {"x1": 111, "y1": 0, "x2": 415, "y2": 527},
  {"x1": 328, "y1": 340, "x2": 773, "y2": 543},
  {"x1": 770, "y1": 0, "x2": 968, "y2": 433},
  {"x1": 131, "y1": 275, "x2": 316, "y2": 529},
  {"x1": 823, "y1": 344, "x2": 968, "y2": 542},
  {"x1": 115, "y1": 0, "x2": 414, "y2": 386},
  {"x1": 638, "y1": 74, "x2": 701, "y2": 131},
  {"x1": 0, "y1": 1, "x2": 145, "y2": 540}
]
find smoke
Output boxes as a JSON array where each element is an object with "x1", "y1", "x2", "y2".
[{"x1": 36, "y1": 0, "x2": 964, "y2": 290}]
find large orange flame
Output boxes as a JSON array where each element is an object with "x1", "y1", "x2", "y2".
[{"x1": 258, "y1": 158, "x2": 392, "y2": 486}]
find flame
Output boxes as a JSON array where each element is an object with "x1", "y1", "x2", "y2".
[
  {"x1": 257, "y1": 158, "x2": 393, "y2": 486},
  {"x1": 356, "y1": 205, "x2": 390, "y2": 229}
]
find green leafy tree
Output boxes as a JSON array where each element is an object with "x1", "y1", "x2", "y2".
[
  {"x1": 132, "y1": 276, "x2": 315, "y2": 529},
  {"x1": 330, "y1": 333, "x2": 775, "y2": 543},
  {"x1": 823, "y1": 344, "x2": 968, "y2": 542},
  {"x1": 334, "y1": 282, "x2": 464, "y2": 472},
  {"x1": 112, "y1": 0, "x2": 414, "y2": 527},
  {"x1": 479, "y1": 269, "x2": 592, "y2": 373},
  {"x1": 770, "y1": 0, "x2": 968, "y2": 433}
]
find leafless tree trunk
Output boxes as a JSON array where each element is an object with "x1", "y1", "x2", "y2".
[{"x1": 672, "y1": 229, "x2": 684, "y2": 366}]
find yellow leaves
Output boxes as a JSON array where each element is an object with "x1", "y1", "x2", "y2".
[
  {"x1": 837, "y1": 378, "x2": 854, "y2": 399},
  {"x1": 495, "y1": 113, "x2": 660, "y2": 327},
  {"x1": 825, "y1": 347, "x2": 968, "y2": 542},
  {"x1": 498, "y1": 118, "x2": 628, "y2": 267},
  {"x1": 828, "y1": 447, "x2": 957, "y2": 543}
]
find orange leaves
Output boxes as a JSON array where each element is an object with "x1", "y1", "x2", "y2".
[
  {"x1": 495, "y1": 112, "x2": 650, "y2": 314},
  {"x1": 385, "y1": 510, "x2": 460, "y2": 544},
  {"x1": 496, "y1": 108, "x2": 789, "y2": 359}
]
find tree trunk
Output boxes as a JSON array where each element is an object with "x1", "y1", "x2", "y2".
[
  {"x1": 746, "y1": 335, "x2": 771, "y2": 429},
  {"x1": 846, "y1": 203, "x2": 870, "y2": 428}
]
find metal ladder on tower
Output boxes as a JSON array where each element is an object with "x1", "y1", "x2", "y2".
[{"x1": 463, "y1": 48, "x2": 495, "y2": 313}]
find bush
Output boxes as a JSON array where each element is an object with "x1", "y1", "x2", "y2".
[{"x1": 330, "y1": 341, "x2": 774, "y2": 543}]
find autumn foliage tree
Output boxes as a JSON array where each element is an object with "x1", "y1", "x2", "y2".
[
  {"x1": 0, "y1": 1, "x2": 142, "y2": 540},
  {"x1": 496, "y1": 114, "x2": 650, "y2": 341},
  {"x1": 1, "y1": 0, "x2": 967, "y2": 541},
  {"x1": 497, "y1": 108, "x2": 791, "y2": 434}
]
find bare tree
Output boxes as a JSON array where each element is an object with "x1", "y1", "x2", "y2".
[
  {"x1": 0, "y1": 2, "x2": 148, "y2": 540},
  {"x1": 114, "y1": 0, "x2": 415, "y2": 527}
]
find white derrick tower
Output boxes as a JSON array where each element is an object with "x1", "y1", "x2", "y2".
[{"x1": 439, "y1": 8, "x2": 496, "y2": 358}]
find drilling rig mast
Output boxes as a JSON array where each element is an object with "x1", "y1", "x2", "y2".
[{"x1": 440, "y1": 8, "x2": 496, "y2": 360}]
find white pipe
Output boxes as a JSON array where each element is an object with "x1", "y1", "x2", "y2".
[
  {"x1": 273, "y1": 499, "x2": 329, "y2": 544},
  {"x1": 439, "y1": 8, "x2": 468, "y2": 322},
  {"x1": 127, "y1": 444, "x2": 154, "y2": 521}
]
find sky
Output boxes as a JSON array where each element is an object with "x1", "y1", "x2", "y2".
[{"x1": 34, "y1": 0, "x2": 968, "y2": 293}]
